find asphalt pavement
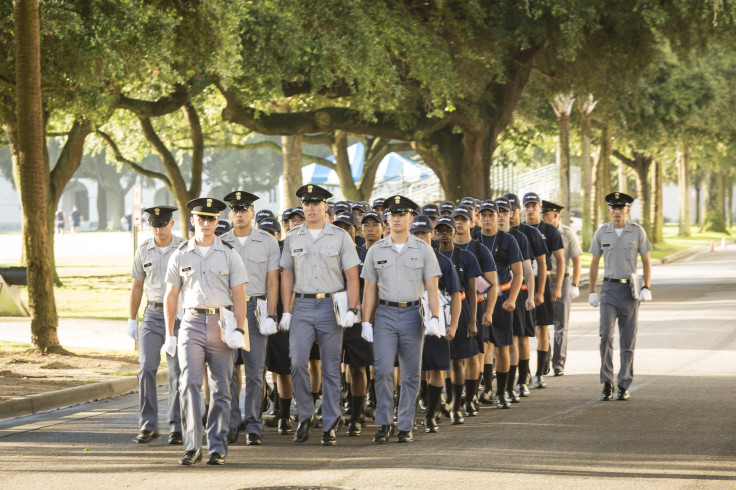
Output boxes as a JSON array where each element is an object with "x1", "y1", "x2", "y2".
[{"x1": 0, "y1": 246, "x2": 734, "y2": 488}]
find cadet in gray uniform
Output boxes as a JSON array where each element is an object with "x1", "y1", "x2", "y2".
[
  {"x1": 220, "y1": 191, "x2": 281, "y2": 446},
  {"x1": 589, "y1": 192, "x2": 652, "y2": 401},
  {"x1": 541, "y1": 200, "x2": 583, "y2": 376},
  {"x1": 128, "y1": 205, "x2": 185, "y2": 445},
  {"x1": 164, "y1": 197, "x2": 248, "y2": 466},
  {"x1": 279, "y1": 184, "x2": 361, "y2": 446},
  {"x1": 361, "y1": 195, "x2": 442, "y2": 444}
]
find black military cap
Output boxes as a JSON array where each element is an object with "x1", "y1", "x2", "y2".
[
  {"x1": 451, "y1": 206, "x2": 473, "y2": 221},
  {"x1": 223, "y1": 191, "x2": 259, "y2": 210},
  {"x1": 334, "y1": 212, "x2": 358, "y2": 228},
  {"x1": 504, "y1": 193, "x2": 521, "y2": 210},
  {"x1": 606, "y1": 191, "x2": 634, "y2": 208},
  {"x1": 421, "y1": 203, "x2": 440, "y2": 218},
  {"x1": 541, "y1": 200, "x2": 565, "y2": 213},
  {"x1": 460, "y1": 197, "x2": 477, "y2": 209},
  {"x1": 478, "y1": 201, "x2": 499, "y2": 214},
  {"x1": 439, "y1": 201, "x2": 455, "y2": 214},
  {"x1": 494, "y1": 197, "x2": 511, "y2": 212},
  {"x1": 259, "y1": 218, "x2": 281, "y2": 235},
  {"x1": 361, "y1": 211, "x2": 383, "y2": 224},
  {"x1": 372, "y1": 197, "x2": 385, "y2": 209},
  {"x1": 281, "y1": 208, "x2": 292, "y2": 222},
  {"x1": 352, "y1": 201, "x2": 370, "y2": 213},
  {"x1": 410, "y1": 215, "x2": 434, "y2": 234},
  {"x1": 333, "y1": 201, "x2": 350, "y2": 214},
  {"x1": 256, "y1": 209, "x2": 275, "y2": 223},
  {"x1": 296, "y1": 183, "x2": 332, "y2": 203},
  {"x1": 523, "y1": 192, "x2": 542, "y2": 205},
  {"x1": 286, "y1": 207, "x2": 305, "y2": 220},
  {"x1": 187, "y1": 197, "x2": 226, "y2": 219},
  {"x1": 385, "y1": 195, "x2": 418, "y2": 215},
  {"x1": 435, "y1": 216, "x2": 456, "y2": 230},
  {"x1": 215, "y1": 220, "x2": 231, "y2": 236},
  {"x1": 143, "y1": 205, "x2": 177, "y2": 227}
]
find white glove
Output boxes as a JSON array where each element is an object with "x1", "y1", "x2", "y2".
[
  {"x1": 164, "y1": 335, "x2": 177, "y2": 357},
  {"x1": 126, "y1": 319, "x2": 138, "y2": 340},
  {"x1": 259, "y1": 316, "x2": 278, "y2": 336},
  {"x1": 589, "y1": 293, "x2": 599, "y2": 308},
  {"x1": 568, "y1": 285, "x2": 580, "y2": 299},
  {"x1": 640, "y1": 287, "x2": 652, "y2": 302},
  {"x1": 425, "y1": 316, "x2": 443, "y2": 338},
  {"x1": 226, "y1": 329, "x2": 248, "y2": 349},
  {"x1": 341, "y1": 310, "x2": 358, "y2": 328},
  {"x1": 279, "y1": 313, "x2": 292, "y2": 332},
  {"x1": 361, "y1": 322, "x2": 373, "y2": 343}
]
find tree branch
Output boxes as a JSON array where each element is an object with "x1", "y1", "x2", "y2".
[
  {"x1": 139, "y1": 117, "x2": 188, "y2": 194},
  {"x1": 96, "y1": 130, "x2": 172, "y2": 185},
  {"x1": 183, "y1": 102, "x2": 203, "y2": 197},
  {"x1": 49, "y1": 119, "x2": 92, "y2": 207}
]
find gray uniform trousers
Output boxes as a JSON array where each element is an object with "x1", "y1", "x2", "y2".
[
  {"x1": 374, "y1": 305, "x2": 423, "y2": 432},
  {"x1": 599, "y1": 281, "x2": 639, "y2": 389},
  {"x1": 179, "y1": 311, "x2": 235, "y2": 455},
  {"x1": 289, "y1": 297, "x2": 343, "y2": 430},
  {"x1": 552, "y1": 276, "x2": 571, "y2": 371},
  {"x1": 138, "y1": 306, "x2": 181, "y2": 432},
  {"x1": 230, "y1": 301, "x2": 267, "y2": 434}
]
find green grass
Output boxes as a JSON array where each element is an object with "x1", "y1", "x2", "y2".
[{"x1": 0, "y1": 340, "x2": 139, "y2": 359}]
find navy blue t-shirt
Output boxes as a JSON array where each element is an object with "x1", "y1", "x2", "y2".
[
  {"x1": 531, "y1": 221, "x2": 564, "y2": 271},
  {"x1": 508, "y1": 227, "x2": 533, "y2": 262},
  {"x1": 454, "y1": 239, "x2": 497, "y2": 274},
  {"x1": 477, "y1": 231, "x2": 522, "y2": 285},
  {"x1": 435, "y1": 251, "x2": 462, "y2": 295},
  {"x1": 514, "y1": 223, "x2": 547, "y2": 260},
  {"x1": 439, "y1": 248, "x2": 482, "y2": 292},
  {"x1": 355, "y1": 235, "x2": 366, "y2": 248}
]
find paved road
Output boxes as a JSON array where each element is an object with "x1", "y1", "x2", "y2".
[{"x1": 0, "y1": 248, "x2": 735, "y2": 489}]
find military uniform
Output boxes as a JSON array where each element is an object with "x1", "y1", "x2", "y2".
[{"x1": 130, "y1": 206, "x2": 185, "y2": 444}]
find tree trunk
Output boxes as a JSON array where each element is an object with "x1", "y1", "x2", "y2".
[
  {"x1": 701, "y1": 167, "x2": 727, "y2": 233},
  {"x1": 727, "y1": 174, "x2": 733, "y2": 229},
  {"x1": 597, "y1": 122, "x2": 613, "y2": 226},
  {"x1": 650, "y1": 158, "x2": 663, "y2": 244},
  {"x1": 579, "y1": 95, "x2": 596, "y2": 250},
  {"x1": 591, "y1": 144, "x2": 601, "y2": 230},
  {"x1": 14, "y1": 0, "x2": 64, "y2": 353},
  {"x1": 282, "y1": 134, "x2": 303, "y2": 208},
  {"x1": 693, "y1": 175, "x2": 702, "y2": 226},
  {"x1": 97, "y1": 184, "x2": 108, "y2": 230},
  {"x1": 331, "y1": 131, "x2": 362, "y2": 201},
  {"x1": 551, "y1": 93, "x2": 574, "y2": 225},
  {"x1": 617, "y1": 161, "x2": 628, "y2": 193},
  {"x1": 633, "y1": 159, "x2": 652, "y2": 236},
  {"x1": 677, "y1": 143, "x2": 691, "y2": 236}
]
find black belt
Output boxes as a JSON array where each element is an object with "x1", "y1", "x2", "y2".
[
  {"x1": 246, "y1": 295, "x2": 266, "y2": 302},
  {"x1": 378, "y1": 299, "x2": 420, "y2": 308},
  {"x1": 147, "y1": 301, "x2": 164, "y2": 308},
  {"x1": 187, "y1": 305, "x2": 233, "y2": 315},
  {"x1": 603, "y1": 277, "x2": 630, "y2": 284},
  {"x1": 295, "y1": 292, "x2": 334, "y2": 299}
]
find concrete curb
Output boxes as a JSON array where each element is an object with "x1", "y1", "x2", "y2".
[{"x1": 0, "y1": 371, "x2": 167, "y2": 420}]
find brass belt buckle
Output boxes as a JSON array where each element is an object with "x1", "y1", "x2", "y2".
[
  {"x1": 398, "y1": 301, "x2": 408, "y2": 307},
  {"x1": 246, "y1": 296, "x2": 251, "y2": 302},
  {"x1": 316, "y1": 293, "x2": 326, "y2": 299},
  {"x1": 206, "y1": 308, "x2": 216, "y2": 314}
]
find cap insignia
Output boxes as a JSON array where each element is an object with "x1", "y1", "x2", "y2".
[
  {"x1": 615, "y1": 192, "x2": 620, "y2": 200},
  {"x1": 307, "y1": 185, "x2": 313, "y2": 193},
  {"x1": 394, "y1": 196, "x2": 401, "y2": 204},
  {"x1": 236, "y1": 192, "x2": 241, "y2": 201},
  {"x1": 206, "y1": 199, "x2": 212, "y2": 208},
  {"x1": 154, "y1": 208, "x2": 160, "y2": 216}
]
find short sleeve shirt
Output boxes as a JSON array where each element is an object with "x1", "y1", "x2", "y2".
[
  {"x1": 550, "y1": 224, "x2": 582, "y2": 276},
  {"x1": 455, "y1": 240, "x2": 497, "y2": 274},
  {"x1": 165, "y1": 237, "x2": 248, "y2": 308},
  {"x1": 590, "y1": 221, "x2": 652, "y2": 279},
  {"x1": 280, "y1": 222, "x2": 360, "y2": 294},
  {"x1": 220, "y1": 228, "x2": 280, "y2": 296},
  {"x1": 477, "y1": 231, "x2": 522, "y2": 285},
  {"x1": 508, "y1": 227, "x2": 533, "y2": 262},
  {"x1": 514, "y1": 223, "x2": 547, "y2": 260},
  {"x1": 131, "y1": 235, "x2": 186, "y2": 303},
  {"x1": 361, "y1": 235, "x2": 442, "y2": 302},
  {"x1": 435, "y1": 250, "x2": 462, "y2": 295},
  {"x1": 439, "y1": 248, "x2": 482, "y2": 292},
  {"x1": 532, "y1": 221, "x2": 564, "y2": 271}
]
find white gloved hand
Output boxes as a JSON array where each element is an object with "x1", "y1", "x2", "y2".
[
  {"x1": 259, "y1": 316, "x2": 278, "y2": 336},
  {"x1": 279, "y1": 313, "x2": 292, "y2": 332},
  {"x1": 640, "y1": 287, "x2": 652, "y2": 302},
  {"x1": 425, "y1": 316, "x2": 443, "y2": 338},
  {"x1": 568, "y1": 285, "x2": 580, "y2": 299},
  {"x1": 226, "y1": 329, "x2": 248, "y2": 349},
  {"x1": 164, "y1": 335, "x2": 177, "y2": 357},
  {"x1": 342, "y1": 311, "x2": 358, "y2": 328},
  {"x1": 361, "y1": 322, "x2": 373, "y2": 343},
  {"x1": 589, "y1": 293, "x2": 599, "y2": 308},
  {"x1": 126, "y1": 319, "x2": 138, "y2": 340}
]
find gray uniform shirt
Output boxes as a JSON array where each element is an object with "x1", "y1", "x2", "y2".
[
  {"x1": 361, "y1": 235, "x2": 442, "y2": 302},
  {"x1": 132, "y1": 235, "x2": 186, "y2": 302},
  {"x1": 590, "y1": 221, "x2": 652, "y2": 279},
  {"x1": 220, "y1": 228, "x2": 280, "y2": 296},
  {"x1": 165, "y1": 237, "x2": 248, "y2": 308},
  {"x1": 280, "y1": 222, "x2": 361, "y2": 294},
  {"x1": 550, "y1": 224, "x2": 583, "y2": 276}
]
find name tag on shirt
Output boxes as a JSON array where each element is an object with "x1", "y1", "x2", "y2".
[{"x1": 378, "y1": 260, "x2": 387, "y2": 264}]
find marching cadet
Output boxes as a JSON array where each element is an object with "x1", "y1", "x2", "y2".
[
  {"x1": 281, "y1": 209, "x2": 292, "y2": 234},
  {"x1": 421, "y1": 203, "x2": 441, "y2": 249},
  {"x1": 279, "y1": 184, "x2": 361, "y2": 446},
  {"x1": 361, "y1": 196, "x2": 442, "y2": 443},
  {"x1": 411, "y1": 215, "x2": 461, "y2": 433},
  {"x1": 164, "y1": 197, "x2": 248, "y2": 466},
  {"x1": 439, "y1": 201, "x2": 455, "y2": 217},
  {"x1": 351, "y1": 202, "x2": 369, "y2": 248},
  {"x1": 371, "y1": 197, "x2": 385, "y2": 215},
  {"x1": 523, "y1": 193, "x2": 565, "y2": 388},
  {"x1": 459, "y1": 197, "x2": 482, "y2": 237},
  {"x1": 589, "y1": 192, "x2": 652, "y2": 401},
  {"x1": 477, "y1": 201, "x2": 524, "y2": 408},
  {"x1": 541, "y1": 200, "x2": 583, "y2": 376},
  {"x1": 256, "y1": 209, "x2": 275, "y2": 224},
  {"x1": 435, "y1": 215, "x2": 480, "y2": 425},
  {"x1": 220, "y1": 191, "x2": 281, "y2": 446},
  {"x1": 128, "y1": 205, "x2": 185, "y2": 445}
]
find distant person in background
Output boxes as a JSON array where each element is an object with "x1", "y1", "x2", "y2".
[
  {"x1": 55, "y1": 207, "x2": 65, "y2": 235},
  {"x1": 69, "y1": 205, "x2": 83, "y2": 235}
]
